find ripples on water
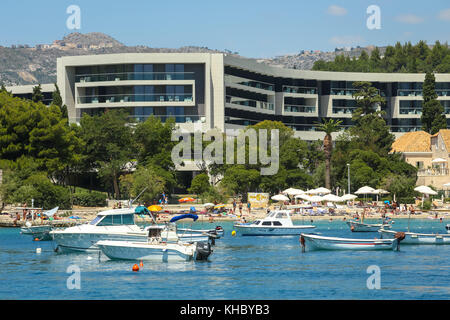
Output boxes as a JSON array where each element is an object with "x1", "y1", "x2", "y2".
[{"x1": 0, "y1": 219, "x2": 449, "y2": 299}]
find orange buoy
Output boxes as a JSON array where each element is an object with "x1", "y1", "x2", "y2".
[
  {"x1": 132, "y1": 264, "x2": 140, "y2": 272},
  {"x1": 34, "y1": 238, "x2": 40, "y2": 241},
  {"x1": 139, "y1": 260, "x2": 144, "y2": 268}
]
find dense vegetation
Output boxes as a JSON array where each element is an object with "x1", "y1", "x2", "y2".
[{"x1": 312, "y1": 41, "x2": 450, "y2": 73}]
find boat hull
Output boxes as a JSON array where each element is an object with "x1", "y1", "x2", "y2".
[
  {"x1": 347, "y1": 221, "x2": 391, "y2": 232},
  {"x1": 97, "y1": 240, "x2": 196, "y2": 262},
  {"x1": 21, "y1": 226, "x2": 53, "y2": 241},
  {"x1": 234, "y1": 225, "x2": 315, "y2": 236},
  {"x1": 301, "y1": 234, "x2": 399, "y2": 251},
  {"x1": 379, "y1": 229, "x2": 450, "y2": 244}
]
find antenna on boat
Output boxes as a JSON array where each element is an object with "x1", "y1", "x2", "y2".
[{"x1": 129, "y1": 187, "x2": 148, "y2": 208}]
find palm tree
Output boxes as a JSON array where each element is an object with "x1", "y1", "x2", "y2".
[{"x1": 315, "y1": 119, "x2": 343, "y2": 190}]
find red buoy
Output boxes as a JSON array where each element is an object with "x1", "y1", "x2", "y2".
[{"x1": 132, "y1": 264, "x2": 140, "y2": 272}]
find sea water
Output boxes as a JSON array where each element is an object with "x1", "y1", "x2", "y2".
[{"x1": 0, "y1": 218, "x2": 449, "y2": 300}]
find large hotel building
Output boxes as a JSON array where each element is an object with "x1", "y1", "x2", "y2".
[{"x1": 6, "y1": 52, "x2": 450, "y2": 141}]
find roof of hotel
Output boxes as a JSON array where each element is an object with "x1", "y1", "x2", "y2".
[{"x1": 391, "y1": 131, "x2": 432, "y2": 153}]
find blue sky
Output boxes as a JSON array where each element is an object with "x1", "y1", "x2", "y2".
[{"x1": 1, "y1": 0, "x2": 449, "y2": 58}]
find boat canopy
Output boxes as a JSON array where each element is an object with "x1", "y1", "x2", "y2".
[
  {"x1": 135, "y1": 206, "x2": 152, "y2": 215},
  {"x1": 170, "y1": 214, "x2": 198, "y2": 223}
]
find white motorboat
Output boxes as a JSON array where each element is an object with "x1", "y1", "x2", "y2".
[
  {"x1": 300, "y1": 233, "x2": 403, "y2": 251},
  {"x1": 379, "y1": 228, "x2": 450, "y2": 244},
  {"x1": 346, "y1": 220, "x2": 392, "y2": 232},
  {"x1": 97, "y1": 223, "x2": 213, "y2": 262},
  {"x1": 50, "y1": 208, "x2": 215, "y2": 252},
  {"x1": 233, "y1": 210, "x2": 315, "y2": 236}
]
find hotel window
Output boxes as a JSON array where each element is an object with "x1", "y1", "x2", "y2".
[{"x1": 416, "y1": 161, "x2": 424, "y2": 169}]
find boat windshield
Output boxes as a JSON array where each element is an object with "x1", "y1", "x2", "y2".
[
  {"x1": 90, "y1": 215, "x2": 103, "y2": 225},
  {"x1": 253, "y1": 220, "x2": 260, "y2": 225},
  {"x1": 96, "y1": 214, "x2": 135, "y2": 226},
  {"x1": 275, "y1": 212, "x2": 288, "y2": 219}
]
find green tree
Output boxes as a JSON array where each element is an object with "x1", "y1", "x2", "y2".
[
  {"x1": 51, "y1": 83, "x2": 68, "y2": 119},
  {"x1": 421, "y1": 72, "x2": 446, "y2": 134},
  {"x1": 79, "y1": 109, "x2": 134, "y2": 199},
  {"x1": 315, "y1": 118, "x2": 342, "y2": 189},
  {"x1": 188, "y1": 173, "x2": 212, "y2": 200},
  {"x1": 32, "y1": 84, "x2": 43, "y2": 103},
  {"x1": 351, "y1": 81, "x2": 386, "y2": 122}
]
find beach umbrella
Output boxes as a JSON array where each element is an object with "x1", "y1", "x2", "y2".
[
  {"x1": 443, "y1": 182, "x2": 450, "y2": 187},
  {"x1": 340, "y1": 194, "x2": 357, "y2": 201},
  {"x1": 295, "y1": 194, "x2": 313, "y2": 200},
  {"x1": 431, "y1": 158, "x2": 447, "y2": 163},
  {"x1": 354, "y1": 186, "x2": 376, "y2": 195},
  {"x1": 271, "y1": 194, "x2": 290, "y2": 202},
  {"x1": 414, "y1": 185, "x2": 437, "y2": 195},
  {"x1": 314, "y1": 187, "x2": 331, "y2": 195},
  {"x1": 178, "y1": 197, "x2": 195, "y2": 203},
  {"x1": 147, "y1": 205, "x2": 162, "y2": 212},
  {"x1": 304, "y1": 189, "x2": 318, "y2": 194},
  {"x1": 203, "y1": 203, "x2": 215, "y2": 208},
  {"x1": 414, "y1": 185, "x2": 438, "y2": 208},
  {"x1": 42, "y1": 206, "x2": 59, "y2": 217},
  {"x1": 373, "y1": 189, "x2": 389, "y2": 202},
  {"x1": 308, "y1": 195, "x2": 324, "y2": 202},
  {"x1": 295, "y1": 194, "x2": 323, "y2": 202},
  {"x1": 321, "y1": 194, "x2": 342, "y2": 202},
  {"x1": 282, "y1": 188, "x2": 304, "y2": 196}
]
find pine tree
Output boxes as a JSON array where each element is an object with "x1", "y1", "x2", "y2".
[
  {"x1": 32, "y1": 84, "x2": 43, "y2": 103},
  {"x1": 421, "y1": 72, "x2": 447, "y2": 134}
]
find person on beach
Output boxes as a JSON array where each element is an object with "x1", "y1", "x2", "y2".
[
  {"x1": 239, "y1": 202, "x2": 243, "y2": 216},
  {"x1": 233, "y1": 199, "x2": 237, "y2": 213},
  {"x1": 247, "y1": 202, "x2": 251, "y2": 215}
]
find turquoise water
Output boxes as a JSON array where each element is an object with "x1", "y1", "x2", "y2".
[{"x1": 0, "y1": 218, "x2": 449, "y2": 300}]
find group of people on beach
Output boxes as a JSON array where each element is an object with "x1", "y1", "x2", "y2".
[{"x1": 12, "y1": 203, "x2": 60, "y2": 226}]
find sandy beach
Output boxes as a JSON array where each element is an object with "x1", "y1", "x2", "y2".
[{"x1": 2, "y1": 203, "x2": 448, "y2": 227}]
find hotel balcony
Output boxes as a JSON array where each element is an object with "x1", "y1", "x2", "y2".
[
  {"x1": 417, "y1": 168, "x2": 450, "y2": 176},
  {"x1": 76, "y1": 93, "x2": 194, "y2": 107},
  {"x1": 75, "y1": 72, "x2": 195, "y2": 83}
]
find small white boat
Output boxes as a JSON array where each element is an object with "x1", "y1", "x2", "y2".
[
  {"x1": 233, "y1": 210, "x2": 315, "y2": 236},
  {"x1": 379, "y1": 228, "x2": 450, "y2": 244},
  {"x1": 21, "y1": 224, "x2": 53, "y2": 241},
  {"x1": 446, "y1": 224, "x2": 450, "y2": 233},
  {"x1": 346, "y1": 220, "x2": 392, "y2": 232},
  {"x1": 97, "y1": 223, "x2": 212, "y2": 262},
  {"x1": 300, "y1": 233, "x2": 402, "y2": 251}
]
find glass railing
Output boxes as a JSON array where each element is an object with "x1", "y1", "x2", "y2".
[
  {"x1": 236, "y1": 81, "x2": 275, "y2": 91},
  {"x1": 75, "y1": 72, "x2": 195, "y2": 82},
  {"x1": 332, "y1": 88, "x2": 385, "y2": 97},
  {"x1": 76, "y1": 114, "x2": 206, "y2": 124},
  {"x1": 332, "y1": 107, "x2": 355, "y2": 115},
  {"x1": 226, "y1": 96, "x2": 274, "y2": 110},
  {"x1": 437, "y1": 90, "x2": 450, "y2": 97},
  {"x1": 398, "y1": 90, "x2": 422, "y2": 97},
  {"x1": 284, "y1": 105, "x2": 316, "y2": 113},
  {"x1": 390, "y1": 126, "x2": 422, "y2": 132},
  {"x1": 399, "y1": 108, "x2": 422, "y2": 115},
  {"x1": 77, "y1": 93, "x2": 194, "y2": 104},
  {"x1": 283, "y1": 86, "x2": 317, "y2": 94}
]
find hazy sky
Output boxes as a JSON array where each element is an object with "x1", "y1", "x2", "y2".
[{"x1": 1, "y1": 0, "x2": 449, "y2": 58}]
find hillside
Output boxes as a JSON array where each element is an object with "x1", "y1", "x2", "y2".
[{"x1": 0, "y1": 32, "x2": 420, "y2": 86}]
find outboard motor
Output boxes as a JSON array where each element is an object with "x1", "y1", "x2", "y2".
[{"x1": 195, "y1": 241, "x2": 213, "y2": 261}]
